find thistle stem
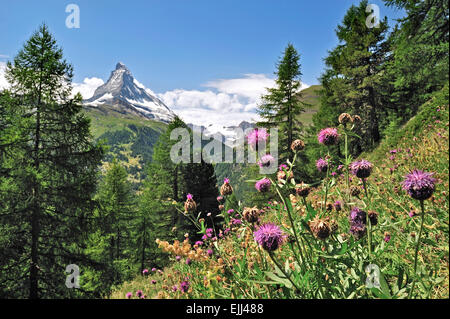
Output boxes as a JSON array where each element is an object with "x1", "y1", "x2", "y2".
[
  {"x1": 408, "y1": 200, "x2": 426, "y2": 299},
  {"x1": 268, "y1": 252, "x2": 302, "y2": 294}
]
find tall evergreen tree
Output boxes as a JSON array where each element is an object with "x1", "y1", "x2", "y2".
[
  {"x1": 257, "y1": 44, "x2": 306, "y2": 160},
  {"x1": 0, "y1": 24, "x2": 103, "y2": 298},
  {"x1": 315, "y1": 0, "x2": 389, "y2": 153}
]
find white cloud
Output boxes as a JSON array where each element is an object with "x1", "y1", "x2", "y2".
[
  {"x1": 158, "y1": 73, "x2": 310, "y2": 129},
  {"x1": 71, "y1": 77, "x2": 104, "y2": 99},
  {"x1": 0, "y1": 62, "x2": 8, "y2": 90}
]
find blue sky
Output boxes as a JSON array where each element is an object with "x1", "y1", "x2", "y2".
[{"x1": 0, "y1": 0, "x2": 405, "y2": 127}]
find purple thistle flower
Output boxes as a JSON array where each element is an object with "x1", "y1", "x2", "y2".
[
  {"x1": 349, "y1": 207, "x2": 367, "y2": 225},
  {"x1": 194, "y1": 241, "x2": 203, "y2": 247},
  {"x1": 318, "y1": 128, "x2": 339, "y2": 146},
  {"x1": 151, "y1": 268, "x2": 157, "y2": 272},
  {"x1": 227, "y1": 209, "x2": 234, "y2": 215},
  {"x1": 217, "y1": 196, "x2": 224, "y2": 202},
  {"x1": 176, "y1": 255, "x2": 182, "y2": 261},
  {"x1": 224, "y1": 178, "x2": 230, "y2": 184},
  {"x1": 316, "y1": 158, "x2": 329, "y2": 173},
  {"x1": 258, "y1": 154, "x2": 275, "y2": 168},
  {"x1": 142, "y1": 269, "x2": 149, "y2": 275},
  {"x1": 151, "y1": 280, "x2": 157, "y2": 285},
  {"x1": 350, "y1": 159, "x2": 373, "y2": 179},
  {"x1": 384, "y1": 233, "x2": 391, "y2": 243},
  {"x1": 333, "y1": 200, "x2": 342, "y2": 211},
  {"x1": 186, "y1": 193, "x2": 193, "y2": 200},
  {"x1": 231, "y1": 218, "x2": 242, "y2": 225},
  {"x1": 255, "y1": 178, "x2": 271, "y2": 192},
  {"x1": 247, "y1": 128, "x2": 269, "y2": 149},
  {"x1": 186, "y1": 258, "x2": 192, "y2": 265},
  {"x1": 253, "y1": 223, "x2": 286, "y2": 252},
  {"x1": 201, "y1": 234, "x2": 207, "y2": 240},
  {"x1": 279, "y1": 164, "x2": 288, "y2": 171},
  {"x1": 136, "y1": 290, "x2": 143, "y2": 298},
  {"x1": 402, "y1": 169, "x2": 436, "y2": 201},
  {"x1": 207, "y1": 249, "x2": 213, "y2": 257},
  {"x1": 126, "y1": 292, "x2": 132, "y2": 299},
  {"x1": 349, "y1": 222, "x2": 367, "y2": 239},
  {"x1": 180, "y1": 281, "x2": 190, "y2": 293},
  {"x1": 172, "y1": 285, "x2": 178, "y2": 292},
  {"x1": 409, "y1": 210, "x2": 416, "y2": 218}
]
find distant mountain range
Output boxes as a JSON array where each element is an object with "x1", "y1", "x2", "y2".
[{"x1": 84, "y1": 62, "x2": 175, "y2": 123}]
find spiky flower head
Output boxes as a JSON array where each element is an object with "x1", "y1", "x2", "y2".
[
  {"x1": 253, "y1": 223, "x2": 286, "y2": 252},
  {"x1": 220, "y1": 178, "x2": 233, "y2": 196},
  {"x1": 352, "y1": 115, "x2": 362, "y2": 124},
  {"x1": 368, "y1": 211, "x2": 378, "y2": 226},
  {"x1": 246, "y1": 128, "x2": 269, "y2": 150},
  {"x1": 126, "y1": 292, "x2": 132, "y2": 299},
  {"x1": 338, "y1": 113, "x2": 353, "y2": 126},
  {"x1": 291, "y1": 139, "x2": 305, "y2": 152},
  {"x1": 309, "y1": 216, "x2": 331, "y2": 240},
  {"x1": 243, "y1": 206, "x2": 260, "y2": 224},
  {"x1": 184, "y1": 194, "x2": 197, "y2": 213},
  {"x1": 350, "y1": 185, "x2": 361, "y2": 197},
  {"x1": 318, "y1": 128, "x2": 339, "y2": 146},
  {"x1": 316, "y1": 158, "x2": 329, "y2": 173},
  {"x1": 349, "y1": 207, "x2": 367, "y2": 225},
  {"x1": 258, "y1": 154, "x2": 275, "y2": 168},
  {"x1": 402, "y1": 169, "x2": 436, "y2": 201},
  {"x1": 295, "y1": 182, "x2": 311, "y2": 198},
  {"x1": 350, "y1": 159, "x2": 373, "y2": 179},
  {"x1": 333, "y1": 200, "x2": 342, "y2": 211},
  {"x1": 179, "y1": 281, "x2": 190, "y2": 293},
  {"x1": 255, "y1": 177, "x2": 271, "y2": 192}
]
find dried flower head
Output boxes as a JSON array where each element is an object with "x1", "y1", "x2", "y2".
[
  {"x1": 184, "y1": 194, "x2": 197, "y2": 213},
  {"x1": 350, "y1": 185, "x2": 361, "y2": 197},
  {"x1": 220, "y1": 178, "x2": 233, "y2": 196},
  {"x1": 291, "y1": 139, "x2": 305, "y2": 152},
  {"x1": 243, "y1": 206, "x2": 261, "y2": 224},
  {"x1": 338, "y1": 113, "x2": 353, "y2": 126},
  {"x1": 295, "y1": 182, "x2": 311, "y2": 197},
  {"x1": 368, "y1": 211, "x2": 379, "y2": 226},
  {"x1": 309, "y1": 216, "x2": 331, "y2": 240},
  {"x1": 352, "y1": 115, "x2": 362, "y2": 124}
]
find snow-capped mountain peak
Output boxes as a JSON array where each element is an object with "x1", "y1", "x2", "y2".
[{"x1": 84, "y1": 62, "x2": 175, "y2": 123}]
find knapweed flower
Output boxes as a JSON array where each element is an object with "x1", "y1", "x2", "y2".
[
  {"x1": 384, "y1": 232, "x2": 391, "y2": 243},
  {"x1": 350, "y1": 207, "x2": 367, "y2": 225},
  {"x1": 316, "y1": 158, "x2": 329, "y2": 173},
  {"x1": 255, "y1": 178, "x2": 271, "y2": 192},
  {"x1": 217, "y1": 196, "x2": 224, "y2": 203},
  {"x1": 136, "y1": 290, "x2": 143, "y2": 298},
  {"x1": 231, "y1": 218, "x2": 242, "y2": 226},
  {"x1": 126, "y1": 292, "x2": 132, "y2": 299},
  {"x1": 402, "y1": 169, "x2": 436, "y2": 201},
  {"x1": 333, "y1": 200, "x2": 342, "y2": 211},
  {"x1": 142, "y1": 269, "x2": 149, "y2": 276},
  {"x1": 350, "y1": 185, "x2": 361, "y2": 197},
  {"x1": 151, "y1": 280, "x2": 157, "y2": 285},
  {"x1": 180, "y1": 281, "x2": 190, "y2": 293},
  {"x1": 185, "y1": 258, "x2": 192, "y2": 265},
  {"x1": 184, "y1": 194, "x2": 197, "y2": 213},
  {"x1": 290, "y1": 139, "x2": 305, "y2": 152},
  {"x1": 409, "y1": 210, "x2": 416, "y2": 218},
  {"x1": 258, "y1": 154, "x2": 275, "y2": 168},
  {"x1": 172, "y1": 285, "x2": 178, "y2": 292},
  {"x1": 253, "y1": 223, "x2": 286, "y2": 252},
  {"x1": 176, "y1": 255, "x2": 182, "y2": 261},
  {"x1": 349, "y1": 222, "x2": 366, "y2": 240},
  {"x1": 350, "y1": 159, "x2": 373, "y2": 179},
  {"x1": 207, "y1": 249, "x2": 213, "y2": 257},
  {"x1": 368, "y1": 211, "x2": 378, "y2": 226},
  {"x1": 318, "y1": 128, "x2": 339, "y2": 146},
  {"x1": 227, "y1": 209, "x2": 234, "y2": 215},
  {"x1": 220, "y1": 178, "x2": 233, "y2": 196},
  {"x1": 247, "y1": 128, "x2": 269, "y2": 150}
]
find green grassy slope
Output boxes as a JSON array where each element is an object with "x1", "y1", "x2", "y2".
[
  {"x1": 109, "y1": 86, "x2": 449, "y2": 299},
  {"x1": 297, "y1": 84, "x2": 322, "y2": 126}
]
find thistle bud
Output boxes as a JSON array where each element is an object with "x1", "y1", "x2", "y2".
[
  {"x1": 184, "y1": 193, "x2": 197, "y2": 213},
  {"x1": 220, "y1": 178, "x2": 233, "y2": 196}
]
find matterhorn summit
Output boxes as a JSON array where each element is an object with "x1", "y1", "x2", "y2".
[{"x1": 84, "y1": 62, "x2": 175, "y2": 123}]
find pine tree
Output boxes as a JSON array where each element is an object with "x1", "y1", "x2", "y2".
[
  {"x1": 0, "y1": 24, "x2": 103, "y2": 298},
  {"x1": 257, "y1": 43, "x2": 306, "y2": 160},
  {"x1": 316, "y1": 0, "x2": 389, "y2": 153}
]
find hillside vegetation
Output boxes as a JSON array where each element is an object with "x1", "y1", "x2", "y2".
[{"x1": 110, "y1": 86, "x2": 449, "y2": 299}]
